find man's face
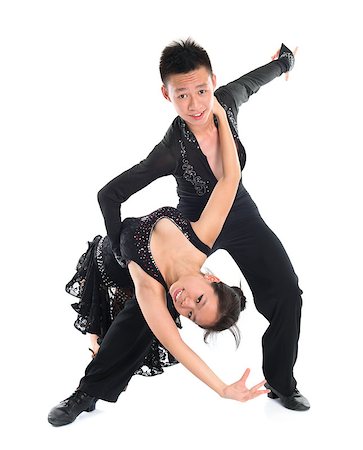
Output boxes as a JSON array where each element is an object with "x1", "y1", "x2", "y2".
[{"x1": 161, "y1": 66, "x2": 217, "y2": 130}]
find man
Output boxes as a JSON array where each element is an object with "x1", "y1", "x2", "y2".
[{"x1": 48, "y1": 39, "x2": 309, "y2": 426}]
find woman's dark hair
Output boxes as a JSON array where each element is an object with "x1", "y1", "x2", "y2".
[
  {"x1": 159, "y1": 37, "x2": 213, "y2": 84},
  {"x1": 202, "y1": 282, "x2": 246, "y2": 348}
]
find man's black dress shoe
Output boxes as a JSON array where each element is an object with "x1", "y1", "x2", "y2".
[
  {"x1": 48, "y1": 390, "x2": 98, "y2": 426},
  {"x1": 265, "y1": 383, "x2": 310, "y2": 411}
]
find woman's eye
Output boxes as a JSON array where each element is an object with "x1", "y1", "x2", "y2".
[
  {"x1": 188, "y1": 311, "x2": 192, "y2": 319},
  {"x1": 179, "y1": 94, "x2": 187, "y2": 99},
  {"x1": 197, "y1": 295, "x2": 203, "y2": 303}
]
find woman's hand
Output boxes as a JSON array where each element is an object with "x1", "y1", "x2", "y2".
[
  {"x1": 271, "y1": 45, "x2": 299, "y2": 81},
  {"x1": 88, "y1": 333, "x2": 100, "y2": 359},
  {"x1": 221, "y1": 368, "x2": 270, "y2": 402},
  {"x1": 212, "y1": 96, "x2": 227, "y2": 118}
]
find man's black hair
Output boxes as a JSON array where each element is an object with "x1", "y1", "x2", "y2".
[{"x1": 159, "y1": 37, "x2": 213, "y2": 84}]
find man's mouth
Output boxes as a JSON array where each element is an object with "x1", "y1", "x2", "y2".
[{"x1": 190, "y1": 110, "x2": 205, "y2": 120}]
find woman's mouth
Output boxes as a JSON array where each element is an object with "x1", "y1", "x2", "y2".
[{"x1": 172, "y1": 288, "x2": 184, "y2": 303}]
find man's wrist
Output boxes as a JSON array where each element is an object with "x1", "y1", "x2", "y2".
[{"x1": 278, "y1": 43, "x2": 295, "y2": 72}]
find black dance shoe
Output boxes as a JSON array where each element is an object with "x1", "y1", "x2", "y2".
[
  {"x1": 48, "y1": 390, "x2": 98, "y2": 426},
  {"x1": 265, "y1": 383, "x2": 310, "y2": 411}
]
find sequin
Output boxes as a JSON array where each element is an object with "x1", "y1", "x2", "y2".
[
  {"x1": 96, "y1": 236, "x2": 115, "y2": 288},
  {"x1": 129, "y1": 207, "x2": 192, "y2": 288},
  {"x1": 179, "y1": 140, "x2": 209, "y2": 196},
  {"x1": 220, "y1": 102, "x2": 239, "y2": 137},
  {"x1": 279, "y1": 51, "x2": 295, "y2": 71}
]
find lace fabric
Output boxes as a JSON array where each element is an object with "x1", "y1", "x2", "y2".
[
  {"x1": 135, "y1": 338, "x2": 179, "y2": 377},
  {"x1": 66, "y1": 235, "x2": 181, "y2": 377},
  {"x1": 65, "y1": 236, "x2": 131, "y2": 337}
]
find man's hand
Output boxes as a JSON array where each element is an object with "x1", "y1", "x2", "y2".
[
  {"x1": 271, "y1": 46, "x2": 299, "y2": 81},
  {"x1": 221, "y1": 368, "x2": 270, "y2": 402}
]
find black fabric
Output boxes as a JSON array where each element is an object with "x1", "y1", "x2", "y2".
[
  {"x1": 77, "y1": 46, "x2": 302, "y2": 400},
  {"x1": 66, "y1": 235, "x2": 135, "y2": 337},
  {"x1": 213, "y1": 212, "x2": 302, "y2": 395},
  {"x1": 68, "y1": 207, "x2": 211, "y2": 387},
  {"x1": 97, "y1": 46, "x2": 294, "y2": 258},
  {"x1": 119, "y1": 206, "x2": 211, "y2": 288},
  {"x1": 78, "y1": 295, "x2": 181, "y2": 401},
  {"x1": 278, "y1": 43, "x2": 295, "y2": 72}
]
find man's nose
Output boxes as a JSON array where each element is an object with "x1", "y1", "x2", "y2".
[{"x1": 188, "y1": 96, "x2": 198, "y2": 110}]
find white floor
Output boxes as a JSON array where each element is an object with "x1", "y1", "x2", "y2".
[{"x1": 1, "y1": 1, "x2": 362, "y2": 448}]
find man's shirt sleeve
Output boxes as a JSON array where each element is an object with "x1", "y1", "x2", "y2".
[
  {"x1": 216, "y1": 43, "x2": 295, "y2": 115},
  {"x1": 217, "y1": 59, "x2": 286, "y2": 113},
  {"x1": 98, "y1": 131, "x2": 177, "y2": 257}
]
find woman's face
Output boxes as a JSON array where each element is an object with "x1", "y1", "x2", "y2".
[{"x1": 169, "y1": 274, "x2": 220, "y2": 327}]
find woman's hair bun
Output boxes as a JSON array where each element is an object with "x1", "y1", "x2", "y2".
[{"x1": 231, "y1": 286, "x2": 246, "y2": 311}]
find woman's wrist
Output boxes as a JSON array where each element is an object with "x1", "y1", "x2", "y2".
[
  {"x1": 215, "y1": 111, "x2": 229, "y2": 130},
  {"x1": 214, "y1": 108, "x2": 227, "y2": 121},
  {"x1": 216, "y1": 381, "x2": 228, "y2": 398}
]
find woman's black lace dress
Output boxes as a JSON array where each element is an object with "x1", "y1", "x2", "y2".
[{"x1": 66, "y1": 206, "x2": 211, "y2": 377}]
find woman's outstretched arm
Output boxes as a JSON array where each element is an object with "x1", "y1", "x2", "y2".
[{"x1": 130, "y1": 263, "x2": 269, "y2": 402}]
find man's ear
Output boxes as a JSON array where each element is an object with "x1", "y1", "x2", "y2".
[
  {"x1": 161, "y1": 85, "x2": 171, "y2": 102},
  {"x1": 212, "y1": 73, "x2": 217, "y2": 90}
]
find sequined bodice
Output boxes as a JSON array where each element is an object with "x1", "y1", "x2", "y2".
[{"x1": 119, "y1": 206, "x2": 211, "y2": 289}]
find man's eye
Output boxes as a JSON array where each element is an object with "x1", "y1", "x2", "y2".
[
  {"x1": 197, "y1": 295, "x2": 203, "y2": 303},
  {"x1": 188, "y1": 311, "x2": 192, "y2": 319},
  {"x1": 179, "y1": 94, "x2": 187, "y2": 99},
  {"x1": 199, "y1": 90, "x2": 206, "y2": 95}
]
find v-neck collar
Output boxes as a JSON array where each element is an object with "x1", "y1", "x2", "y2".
[{"x1": 179, "y1": 115, "x2": 219, "y2": 182}]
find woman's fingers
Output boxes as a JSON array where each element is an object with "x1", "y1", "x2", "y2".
[
  {"x1": 250, "y1": 389, "x2": 270, "y2": 399},
  {"x1": 239, "y1": 368, "x2": 251, "y2": 385},
  {"x1": 251, "y1": 379, "x2": 269, "y2": 392},
  {"x1": 271, "y1": 49, "x2": 279, "y2": 60}
]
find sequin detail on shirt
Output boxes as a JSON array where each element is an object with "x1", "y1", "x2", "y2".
[
  {"x1": 179, "y1": 140, "x2": 209, "y2": 196},
  {"x1": 179, "y1": 120, "x2": 210, "y2": 196},
  {"x1": 180, "y1": 119, "x2": 197, "y2": 144},
  {"x1": 220, "y1": 102, "x2": 239, "y2": 137},
  {"x1": 279, "y1": 51, "x2": 295, "y2": 71}
]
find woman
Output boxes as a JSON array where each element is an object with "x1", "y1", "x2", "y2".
[{"x1": 48, "y1": 97, "x2": 269, "y2": 427}]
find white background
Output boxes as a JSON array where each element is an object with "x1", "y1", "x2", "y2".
[{"x1": 1, "y1": 0, "x2": 362, "y2": 448}]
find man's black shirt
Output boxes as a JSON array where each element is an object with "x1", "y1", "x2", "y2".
[{"x1": 98, "y1": 50, "x2": 293, "y2": 257}]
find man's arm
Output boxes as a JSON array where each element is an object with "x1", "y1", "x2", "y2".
[
  {"x1": 217, "y1": 43, "x2": 295, "y2": 111},
  {"x1": 98, "y1": 136, "x2": 177, "y2": 261}
]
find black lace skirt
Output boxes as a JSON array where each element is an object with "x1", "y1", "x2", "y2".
[{"x1": 65, "y1": 235, "x2": 179, "y2": 377}]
